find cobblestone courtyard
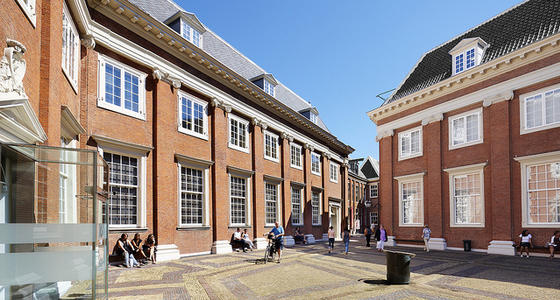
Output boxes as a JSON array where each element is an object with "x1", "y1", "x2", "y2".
[{"x1": 105, "y1": 239, "x2": 560, "y2": 300}]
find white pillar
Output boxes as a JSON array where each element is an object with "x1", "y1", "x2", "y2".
[
  {"x1": 211, "y1": 240, "x2": 233, "y2": 254},
  {"x1": 487, "y1": 240, "x2": 515, "y2": 256}
]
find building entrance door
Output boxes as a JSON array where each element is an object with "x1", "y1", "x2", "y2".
[{"x1": 329, "y1": 202, "x2": 341, "y2": 240}]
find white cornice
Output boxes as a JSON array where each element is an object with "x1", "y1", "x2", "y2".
[
  {"x1": 375, "y1": 129, "x2": 394, "y2": 142},
  {"x1": 393, "y1": 172, "x2": 425, "y2": 181},
  {"x1": 443, "y1": 162, "x2": 487, "y2": 173},
  {"x1": 376, "y1": 61, "x2": 560, "y2": 134},
  {"x1": 482, "y1": 90, "x2": 513, "y2": 107},
  {"x1": 368, "y1": 32, "x2": 560, "y2": 124}
]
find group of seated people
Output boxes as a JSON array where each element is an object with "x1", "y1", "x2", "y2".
[
  {"x1": 231, "y1": 228, "x2": 256, "y2": 252},
  {"x1": 113, "y1": 233, "x2": 157, "y2": 268},
  {"x1": 293, "y1": 227, "x2": 307, "y2": 244}
]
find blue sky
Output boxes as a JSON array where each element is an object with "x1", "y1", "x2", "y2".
[{"x1": 175, "y1": 0, "x2": 524, "y2": 159}]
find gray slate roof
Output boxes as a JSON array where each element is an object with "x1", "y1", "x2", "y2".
[
  {"x1": 128, "y1": 0, "x2": 330, "y2": 132},
  {"x1": 386, "y1": 0, "x2": 560, "y2": 104}
]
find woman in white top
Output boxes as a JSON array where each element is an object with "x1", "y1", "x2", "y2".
[{"x1": 518, "y1": 230, "x2": 532, "y2": 258}]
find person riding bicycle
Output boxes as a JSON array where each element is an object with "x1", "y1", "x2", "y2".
[{"x1": 268, "y1": 221, "x2": 284, "y2": 263}]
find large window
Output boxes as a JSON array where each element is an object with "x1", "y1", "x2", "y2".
[
  {"x1": 330, "y1": 162, "x2": 339, "y2": 183},
  {"x1": 526, "y1": 161, "x2": 560, "y2": 225},
  {"x1": 59, "y1": 138, "x2": 76, "y2": 223},
  {"x1": 452, "y1": 173, "x2": 483, "y2": 226},
  {"x1": 290, "y1": 143, "x2": 302, "y2": 169},
  {"x1": 62, "y1": 2, "x2": 79, "y2": 89},
  {"x1": 97, "y1": 56, "x2": 146, "y2": 119},
  {"x1": 230, "y1": 176, "x2": 248, "y2": 225},
  {"x1": 397, "y1": 174, "x2": 424, "y2": 226},
  {"x1": 311, "y1": 152, "x2": 321, "y2": 175},
  {"x1": 104, "y1": 152, "x2": 139, "y2": 226},
  {"x1": 291, "y1": 186, "x2": 303, "y2": 225},
  {"x1": 311, "y1": 191, "x2": 321, "y2": 225},
  {"x1": 229, "y1": 114, "x2": 249, "y2": 152},
  {"x1": 178, "y1": 92, "x2": 207, "y2": 139},
  {"x1": 523, "y1": 87, "x2": 560, "y2": 133},
  {"x1": 398, "y1": 127, "x2": 422, "y2": 160},
  {"x1": 449, "y1": 109, "x2": 483, "y2": 149},
  {"x1": 264, "y1": 131, "x2": 279, "y2": 162},
  {"x1": 179, "y1": 166, "x2": 204, "y2": 225},
  {"x1": 265, "y1": 183, "x2": 278, "y2": 226},
  {"x1": 370, "y1": 183, "x2": 378, "y2": 198},
  {"x1": 181, "y1": 20, "x2": 202, "y2": 47}
]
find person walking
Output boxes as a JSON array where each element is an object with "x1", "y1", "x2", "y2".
[
  {"x1": 343, "y1": 229, "x2": 350, "y2": 255},
  {"x1": 376, "y1": 225, "x2": 387, "y2": 252},
  {"x1": 548, "y1": 230, "x2": 560, "y2": 259},
  {"x1": 422, "y1": 225, "x2": 431, "y2": 252},
  {"x1": 328, "y1": 226, "x2": 335, "y2": 254},
  {"x1": 518, "y1": 230, "x2": 532, "y2": 258},
  {"x1": 268, "y1": 222, "x2": 285, "y2": 263},
  {"x1": 364, "y1": 226, "x2": 372, "y2": 247}
]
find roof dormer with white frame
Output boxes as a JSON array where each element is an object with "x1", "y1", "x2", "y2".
[
  {"x1": 449, "y1": 37, "x2": 488, "y2": 75},
  {"x1": 165, "y1": 11, "x2": 206, "y2": 48}
]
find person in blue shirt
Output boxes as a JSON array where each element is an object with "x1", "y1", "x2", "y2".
[{"x1": 269, "y1": 221, "x2": 284, "y2": 263}]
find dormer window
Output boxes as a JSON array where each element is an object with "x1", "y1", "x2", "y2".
[
  {"x1": 181, "y1": 20, "x2": 202, "y2": 47},
  {"x1": 263, "y1": 79, "x2": 275, "y2": 97},
  {"x1": 449, "y1": 37, "x2": 488, "y2": 75},
  {"x1": 310, "y1": 112, "x2": 318, "y2": 124},
  {"x1": 250, "y1": 74, "x2": 278, "y2": 97},
  {"x1": 299, "y1": 107, "x2": 319, "y2": 124}
]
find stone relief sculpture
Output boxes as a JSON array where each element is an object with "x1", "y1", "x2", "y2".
[{"x1": 0, "y1": 39, "x2": 27, "y2": 97}]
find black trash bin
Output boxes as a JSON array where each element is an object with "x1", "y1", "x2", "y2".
[
  {"x1": 385, "y1": 250, "x2": 416, "y2": 284},
  {"x1": 463, "y1": 240, "x2": 472, "y2": 252}
]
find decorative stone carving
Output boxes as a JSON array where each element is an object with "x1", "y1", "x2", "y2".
[
  {"x1": 375, "y1": 129, "x2": 394, "y2": 142},
  {"x1": 323, "y1": 152, "x2": 331, "y2": 160},
  {"x1": 421, "y1": 113, "x2": 443, "y2": 126},
  {"x1": 482, "y1": 90, "x2": 514, "y2": 107},
  {"x1": 81, "y1": 35, "x2": 96, "y2": 49},
  {"x1": 0, "y1": 39, "x2": 27, "y2": 97},
  {"x1": 169, "y1": 77, "x2": 181, "y2": 89},
  {"x1": 304, "y1": 143, "x2": 314, "y2": 152},
  {"x1": 152, "y1": 68, "x2": 165, "y2": 81},
  {"x1": 280, "y1": 132, "x2": 294, "y2": 142},
  {"x1": 211, "y1": 97, "x2": 232, "y2": 113}
]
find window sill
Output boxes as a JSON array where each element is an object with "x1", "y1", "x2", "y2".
[
  {"x1": 228, "y1": 144, "x2": 250, "y2": 154},
  {"x1": 311, "y1": 171, "x2": 321, "y2": 176},
  {"x1": 97, "y1": 101, "x2": 146, "y2": 121},
  {"x1": 290, "y1": 165, "x2": 303, "y2": 170},
  {"x1": 398, "y1": 224, "x2": 423, "y2": 228},
  {"x1": 264, "y1": 156, "x2": 280, "y2": 163},
  {"x1": 398, "y1": 153, "x2": 423, "y2": 161},
  {"x1": 178, "y1": 127, "x2": 209, "y2": 141},
  {"x1": 520, "y1": 122, "x2": 560, "y2": 135},
  {"x1": 109, "y1": 227, "x2": 149, "y2": 233},
  {"x1": 176, "y1": 226, "x2": 211, "y2": 231},
  {"x1": 330, "y1": 179, "x2": 339, "y2": 184},
  {"x1": 449, "y1": 139, "x2": 483, "y2": 150}
]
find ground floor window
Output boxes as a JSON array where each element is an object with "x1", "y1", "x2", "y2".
[
  {"x1": 104, "y1": 152, "x2": 139, "y2": 226},
  {"x1": 311, "y1": 191, "x2": 321, "y2": 225},
  {"x1": 265, "y1": 182, "x2": 278, "y2": 225},
  {"x1": 179, "y1": 166, "x2": 204, "y2": 225},
  {"x1": 452, "y1": 173, "x2": 483, "y2": 225},
  {"x1": 397, "y1": 173, "x2": 424, "y2": 226},
  {"x1": 230, "y1": 176, "x2": 248, "y2": 225},
  {"x1": 370, "y1": 212, "x2": 378, "y2": 225},
  {"x1": 526, "y1": 161, "x2": 560, "y2": 224},
  {"x1": 291, "y1": 186, "x2": 303, "y2": 225}
]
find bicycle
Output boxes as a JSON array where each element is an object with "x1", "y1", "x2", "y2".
[{"x1": 263, "y1": 234, "x2": 277, "y2": 264}]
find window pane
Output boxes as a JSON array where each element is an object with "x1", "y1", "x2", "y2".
[
  {"x1": 527, "y1": 162, "x2": 560, "y2": 224},
  {"x1": 291, "y1": 187, "x2": 302, "y2": 225},
  {"x1": 230, "y1": 176, "x2": 247, "y2": 224},
  {"x1": 193, "y1": 102, "x2": 204, "y2": 134},
  {"x1": 105, "y1": 63, "x2": 122, "y2": 106},
  {"x1": 526, "y1": 95, "x2": 543, "y2": 129},
  {"x1": 466, "y1": 114, "x2": 479, "y2": 142},
  {"x1": 312, "y1": 192, "x2": 320, "y2": 225},
  {"x1": 453, "y1": 173, "x2": 482, "y2": 224},
  {"x1": 180, "y1": 167, "x2": 203, "y2": 225},
  {"x1": 265, "y1": 183, "x2": 277, "y2": 225},
  {"x1": 104, "y1": 152, "x2": 138, "y2": 225},
  {"x1": 401, "y1": 181, "x2": 422, "y2": 224}
]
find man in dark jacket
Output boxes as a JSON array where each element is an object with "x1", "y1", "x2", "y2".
[{"x1": 364, "y1": 226, "x2": 372, "y2": 247}]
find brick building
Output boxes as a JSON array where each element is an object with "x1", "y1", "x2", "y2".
[
  {"x1": 348, "y1": 157, "x2": 380, "y2": 234},
  {"x1": 0, "y1": 0, "x2": 354, "y2": 270},
  {"x1": 368, "y1": 0, "x2": 560, "y2": 255}
]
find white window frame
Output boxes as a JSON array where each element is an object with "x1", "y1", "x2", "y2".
[
  {"x1": 61, "y1": 1, "x2": 80, "y2": 92},
  {"x1": 263, "y1": 78, "x2": 275, "y2": 97},
  {"x1": 311, "y1": 152, "x2": 321, "y2": 175},
  {"x1": 180, "y1": 18, "x2": 202, "y2": 48},
  {"x1": 228, "y1": 114, "x2": 250, "y2": 153},
  {"x1": 310, "y1": 112, "x2": 318, "y2": 124},
  {"x1": 369, "y1": 183, "x2": 378, "y2": 198},
  {"x1": 370, "y1": 212, "x2": 378, "y2": 225},
  {"x1": 311, "y1": 190, "x2": 322, "y2": 226},
  {"x1": 97, "y1": 55, "x2": 147, "y2": 120},
  {"x1": 177, "y1": 163, "x2": 210, "y2": 228},
  {"x1": 291, "y1": 185, "x2": 303, "y2": 226},
  {"x1": 290, "y1": 142, "x2": 303, "y2": 170},
  {"x1": 515, "y1": 151, "x2": 560, "y2": 228},
  {"x1": 15, "y1": 0, "x2": 36, "y2": 27},
  {"x1": 395, "y1": 172, "x2": 424, "y2": 227},
  {"x1": 98, "y1": 145, "x2": 148, "y2": 230},
  {"x1": 263, "y1": 130, "x2": 279, "y2": 162},
  {"x1": 444, "y1": 163, "x2": 486, "y2": 228},
  {"x1": 264, "y1": 181, "x2": 281, "y2": 227},
  {"x1": 520, "y1": 83, "x2": 560, "y2": 135},
  {"x1": 448, "y1": 108, "x2": 483, "y2": 150},
  {"x1": 59, "y1": 138, "x2": 77, "y2": 224},
  {"x1": 330, "y1": 162, "x2": 339, "y2": 183},
  {"x1": 177, "y1": 91, "x2": 208, "y2": 140},
  {"x1": 398, "y1": 126, "x2": 423, "y2": 160},
  {"x1": 228, "y1": 174, "x2": 251, "y2": 227},
  {"x1": 453, "y1": 48, "x2": 476, "y2": 75}
]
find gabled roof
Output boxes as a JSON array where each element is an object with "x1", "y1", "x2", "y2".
[
  {"x1": 348, "y1": 156, "x2": 379, "y2": 181},
  {"x1": 127, "y1": 0, "x2": 331, "y2": 132},
  {"x1": 384, "y1": 0, "x2": 560, "y2": 104},
  {"x1": 164, "y1": 11, "x2": 206, "y2": 33},
  {"x1": 448, "y1": 37, "x2": 488, "y2": 54},
  {"x1": 250, "y1": 73, "x2": 278, "y2": 86}
]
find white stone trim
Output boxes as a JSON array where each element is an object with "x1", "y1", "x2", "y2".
[
  {"x1": 156, "y1": 244, "x2": 181, "y2": 261},
  {"x1": 421, "y1": 113, "x2": 443, "y2": 126},
  {"x1": 375, "y1": 129, "x2": 394, "y2": 142},
  {"x1": 519, "y1": 82, "x2": 560, "y2": 135},
  {"x1": 15, "y1": 0, "x2": 36, "y2": 27},
  {"x1": 487, "y1": 240, "x2": 515, "y2": 256},
  {"x1": 211, "y1": 240, "x2": 232, "y2": 254}
]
